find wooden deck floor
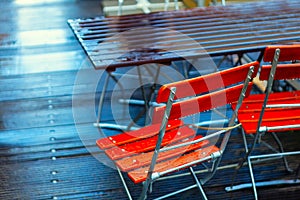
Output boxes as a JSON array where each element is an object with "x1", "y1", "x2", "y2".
[{"x1": 1, "y1": 1, "x2": 300, "y2": 199}]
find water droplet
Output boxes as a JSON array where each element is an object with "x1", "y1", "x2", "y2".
[
  {"x1": 51, "y1": 156, "x2": 57, "y2": 161},
  {"x1": 51, "y1": 179, "x2": 59, "y2": 184},
  {"x1": 48, "y1": 105, "x2": 53, "y2": 109},
  {"x1": 50, "y1": 149, "x2": 56, "y2": 153},
  {"x1": 51, "y1": 171, "x2": 58, "y2": 175},
  {"x1": 49, "y1": 137, "x2": 56, "y2": 141}
]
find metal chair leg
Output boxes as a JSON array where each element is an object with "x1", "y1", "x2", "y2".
[
  {"x1": 227, "y1": 152, "x2": 300, "y2": 194},
  {"x1": 242, "y1": 129, "x2": 249, "y2": 153},
  {"x1": 228, "y1": 131, "x2": 261, "y2": 191},
  {"x1": 270, "y1": 132, "x2": 293, "y2": 173},
  {"x1": 228, "y1": 129, "x2": 250, "y2": 189},
  {"x1": 248, "y1": 156, "x2": 258, "y2": 200},
  {"x1": 189, "y1": 167, "x2": 208, "y2": 200},
  {"x1": 117, "y1": 167, "x2": 133, "y2": 200}
]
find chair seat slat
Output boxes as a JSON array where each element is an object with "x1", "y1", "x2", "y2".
[
  {"x1": 116, "y1": 135, "x2": 210, "y2": 172},
  {"x1": 232, "y1": 91, "x2": 300, "y2": 112},
  {"x1": 238, "y1": 109, "x2": 300, "y2": 123},
  {"x1": 128, "y1": 146, "x2": 220, "y2": 184},
  {"x1": 234, "y1": 91, "x2": 300, "y2": 134},
  {"x1": 239, "y1": 118, "x2": 300, "y2": 134},
  {"x1": 104, "y1": 126, "x2": 195, "y2": 160},
  {"x1": 97, "y1": 119, "x2": 183, "y2": 149},
  {"x1": 236, "y1": 90, "x2": 300, "y2": 102}
]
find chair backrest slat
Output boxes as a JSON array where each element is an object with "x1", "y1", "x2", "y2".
[
  {"x1": 153, "y1": 83, "x2": 253, "y2": 123},
  {"x1": 156, "y1": 61, "x2": 259, "y2": 103},
  {"x1": 260, "y1": 63, "x2": 300, "y2": 81},
  {"x1": 263, "y1": 45, "x2": 300, "y2": 62}
]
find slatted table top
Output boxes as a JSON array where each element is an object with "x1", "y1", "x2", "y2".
[{"x1": 68, "y1": 0, "x2": 300, "y2": 69}]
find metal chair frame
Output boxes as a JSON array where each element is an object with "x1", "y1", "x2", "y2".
[
  {"x1": 97, "y1": 62, "x2": 257, "y2": 199},
  {"x1": 226, "y1": 45, "x2": 300, "y2": 199}
]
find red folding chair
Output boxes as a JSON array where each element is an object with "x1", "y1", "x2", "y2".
[
  {"x1": 96, "y1": 62, "x2": 258, "y2": 199},
  {"x1": 227, "y1": 44, "x2": 300, "y2": 199}
]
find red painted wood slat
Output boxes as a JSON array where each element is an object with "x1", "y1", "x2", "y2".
[
  {"x1": 96, "y1": 119, "x2": 183, "y2": 149},
  {"x1": 104, "y1": 126, "x2": 196, "y2": 160},
  {"x1": 232, "y1": 90, "x2": 300, "y2": 112},
  {"x1": 128, "y1": 146, "x2": 220, "y2": 184},
  {"x1": 116, "y1": 135, "x2": 209, "y2": 172},
  {"x1": 260, "y1": 64, "x2": 300, "y2": 81},
  {"x1": 263, "y1": 44, "x2": 300, "y2": 62},
  {"x1": 156, "y1": 61, "x2": 259, "y2": 103},
  {"x1": 232, "y1": 91, "x2": 300, "y2": 134},
  {"x1": 153, "y1": 83, "x2": 253, "y2": 124},
  {"x1": 240, "y1": 119, "x2": 300, "y2": 134}
]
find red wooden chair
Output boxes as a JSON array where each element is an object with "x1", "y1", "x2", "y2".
[
  {"x1": 226, "y1": 44, "x2": 300, "y2": 199},
  {"x1": 96, "y1": 62, "x2": 258, "y2": 199}
]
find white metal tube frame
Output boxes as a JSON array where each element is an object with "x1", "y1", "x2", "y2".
[
  {"x1": 104, "y1": 0, "x2": 182, "y2": 16},
  {"x1": 227, "y1": 49, "x2": 300, "y2": 199},
  {"x1": 150, "y1": 65, "x2": 254, "y2": 199},
  {"x1": 114, "y1": 65, "x2": 254, "y2": 200}
]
